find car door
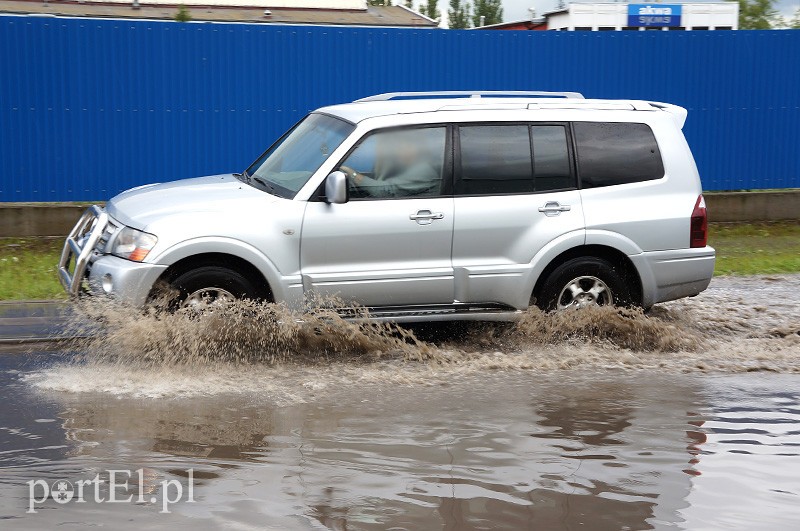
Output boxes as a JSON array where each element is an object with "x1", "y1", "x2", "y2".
[
  {"x1": 450, "y1": 123, "x2": 585, "y2": 309},
  {"x1": 300, "y1": 125, "x2": 455, "y2": 308}
]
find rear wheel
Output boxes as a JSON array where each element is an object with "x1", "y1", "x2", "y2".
[
  {"x1": 170, "y1": 266, "x2": 259, "y2": 308},
  {"x1": 535, "y1": 257, "x2": 633, "y2": 312}
]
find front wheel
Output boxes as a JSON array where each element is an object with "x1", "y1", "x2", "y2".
[
  {"x1": 170, "y1": 266, "x2": 259, "y2": 308},
  {"x1": 535, "y1": 257, "x2": 633, "y2": 312}
]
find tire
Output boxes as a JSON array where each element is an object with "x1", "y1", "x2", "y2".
[
  {"x1": 534, "y1": 256, "x2": 634, "y2": 312},
  {"x1": 170, "y1": 266, "x2": 259, "y2": 308}
]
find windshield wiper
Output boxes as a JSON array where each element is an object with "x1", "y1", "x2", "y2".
[
  {"x1": 237, "y1": 169, "x2": 276, "y2": 194},
  {"x1": 252, "y1": 176, "x2": 275, "y2": 193}
]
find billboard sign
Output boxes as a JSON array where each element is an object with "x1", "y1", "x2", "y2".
[{"x1": 627, "y1": 4, "x2": 682, "y2": 27}]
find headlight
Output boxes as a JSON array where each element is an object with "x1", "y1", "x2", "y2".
[{"x1": 111, "y1": 227, "x2": 158, "y2": 262}]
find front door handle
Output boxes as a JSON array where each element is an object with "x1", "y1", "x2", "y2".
[
  {"x1": 538, "y1": 201, "x2": 571, "y2": 217},
  {"x1": 409, "y1": 210, "x2": 445, "y2": 225}
]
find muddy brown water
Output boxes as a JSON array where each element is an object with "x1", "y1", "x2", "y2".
[{"x1": 1, "y1": 275, "x2": 799, "y2": 529}]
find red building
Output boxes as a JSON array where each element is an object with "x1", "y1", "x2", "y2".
[{"x1": 477, "y1": 19, "x2": 548, "y2": 30}]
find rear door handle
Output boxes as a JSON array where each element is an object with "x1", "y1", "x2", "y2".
[
  {"x1": 409, "y1": 209, "x2": 444, "y2": 225},
  {"x1": 538, "y1": 201, "x2": 571, "y2": 217}
]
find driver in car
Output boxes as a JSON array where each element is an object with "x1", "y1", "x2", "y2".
[{"x1": 338, "y1": 130, "x2": 440, "y2": 198}]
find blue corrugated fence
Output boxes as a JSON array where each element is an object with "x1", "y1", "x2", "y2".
[{"x1": 1, "y1": 15, "x2": 798, "y2": 200}]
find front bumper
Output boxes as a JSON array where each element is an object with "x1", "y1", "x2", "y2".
[
  {"x1": 631, "y1": 246, "x2": 716, "y2": 307},
  {"x1": 86, "y1": 255, "x2": 167, "y2": 306},
  {"x1": 58, "y1": 205, "x2": 166, "y2": 306}
]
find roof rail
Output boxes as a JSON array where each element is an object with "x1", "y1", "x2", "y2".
[{"x1": 355, "y1": 90, "x2": 584, "y2": 102}]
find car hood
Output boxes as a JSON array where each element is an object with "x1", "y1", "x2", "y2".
[{"x1": 106, "y1": 174, "x2": 278, "y2": 229}]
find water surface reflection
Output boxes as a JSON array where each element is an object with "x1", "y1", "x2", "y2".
[{"x1": 3, "y1": 361, "x2": 798, "y2": 529}]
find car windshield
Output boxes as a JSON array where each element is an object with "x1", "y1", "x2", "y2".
[{"x1": 242, "y1": 113, "x2": 354, "y2": 198}]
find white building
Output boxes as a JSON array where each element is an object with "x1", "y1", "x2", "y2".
[{"x1": 547, "y1": 3, "x2": 739, "y2": 31}]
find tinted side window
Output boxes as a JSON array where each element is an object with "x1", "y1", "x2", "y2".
[
  {"x1": 458, "y1": 126, "x2": 533, "y2": 195},
  {"x1": 531, "y1": 125, "x2": 573, "y2": 191},
  {"x1": 574, "y1": 122, "x2": 664, "y2": 188}
]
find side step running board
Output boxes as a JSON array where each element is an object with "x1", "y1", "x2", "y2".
[{"x1": 340, "y1": 304, "x2": 524, "y2": 323}]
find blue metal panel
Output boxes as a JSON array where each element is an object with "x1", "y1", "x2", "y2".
[{"x1": 1, "y1": 16, "x2": 799, "y2": 201}]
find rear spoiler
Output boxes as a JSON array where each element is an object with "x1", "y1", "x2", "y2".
[{"x1": 648, "y1": 101, "x2": 688, "y2": 129}]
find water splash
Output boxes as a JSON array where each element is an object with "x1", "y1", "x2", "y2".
[
  {"x1": 24, "y1": 275, "x2": 800, "y2": 397},
  {"x1": 62, "y1": 298, "x2": 431, "y2": 367}
]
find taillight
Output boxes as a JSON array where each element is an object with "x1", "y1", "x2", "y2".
[{"x1": 690, "y1": 195, "x2": 708, "y2": 248}]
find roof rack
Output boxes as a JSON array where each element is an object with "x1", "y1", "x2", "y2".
[{"x1": 355, "y1": 90, "x2": 584, "y2": 102}]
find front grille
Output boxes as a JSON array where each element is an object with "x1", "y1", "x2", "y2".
[{"x1": 94, "y1": 220, "x2": 120, "y2": 254}]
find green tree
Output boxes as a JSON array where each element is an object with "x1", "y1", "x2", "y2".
[
  {"x1": 419, "y1": 0, "x2": 441, "y2": 23},
  {"x1": 448, "y1": 0, "x2": 471, "y2": 28},
  {"x1": 405, "y1": 0, "x2": 413, "y2": 8},
  {"x1": 174, "y1": 4, "x2": 191, "y2": 22},
  {"x1": 472, "y1": 0, "x2": 502, "y2": 27},
  {"x1": 738, "y1": 0, "x2": 777, "y2": 29},
  {"x1": 369, "y1": 0, "x2": 393, "y2": 5},
  {"x1": 789, "y1": 7, "x2": 800, "y2": 28}
]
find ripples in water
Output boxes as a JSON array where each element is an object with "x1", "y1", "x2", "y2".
[
  {"x1": 3, "y1": 367, "x2": 800, "y2": 529},
  {"x1": 2, "y1": 276, "x2": 800, "y2": 528}
]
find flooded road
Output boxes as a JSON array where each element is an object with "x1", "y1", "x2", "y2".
[{"x1": 1, "y1": 275, "x2": 799, "y2": 529}]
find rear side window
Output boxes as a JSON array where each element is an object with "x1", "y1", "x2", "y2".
[
  {"x1": 459, "y1": 125, "x2": 533, "y2": 195},
  {"x1": 574, "y1": 122, "x2": 664, "y2": 188},
  {"x1": 456, "y1": 124, "x2": 574, "y2": 195},
  {"x1": 531, "y1": 125, "x2": 572, "y2": 191}
]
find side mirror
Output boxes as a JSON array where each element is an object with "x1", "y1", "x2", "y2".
[{"x1": 325, "y1": 171, "x2": 349, "y2": 204}]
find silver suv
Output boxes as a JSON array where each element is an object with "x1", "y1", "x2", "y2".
[{"x1": 59, "y1": 91, "x2": 715, "y2": 321}]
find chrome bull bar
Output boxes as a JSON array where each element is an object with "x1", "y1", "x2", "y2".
[{"x1": 58, "y1": 205, "x2": 108, "y2": 296}]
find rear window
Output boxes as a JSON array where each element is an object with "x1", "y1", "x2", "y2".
[{"x1": 574, "y1": 122, "x2": 664, "y2": 188}]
